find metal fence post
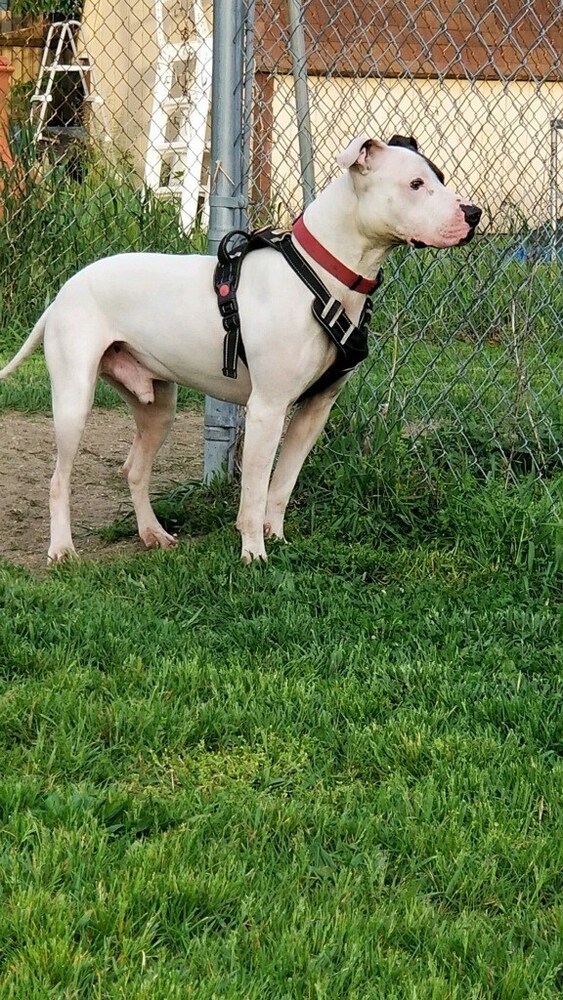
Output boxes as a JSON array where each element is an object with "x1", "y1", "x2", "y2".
[
  {"x1": 550, "y1": 119, "x2": 562, "y2": 264},
  {"x1": 203, "y1": 0, "x2": 248, "y2": 482},
  {"x1": 287, "y1": 0, "x2": 315, "y2": 206},
  {"x1": 241, "y1": 0, "x2": 256, "y2": 210}
]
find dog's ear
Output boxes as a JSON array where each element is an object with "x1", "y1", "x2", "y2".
[
  {"x1": 337, "y1": 136, "x2": 387, "y2": 173},
  {"x1": 388, "y1": 134, "x2": 419, "y2": 152}
]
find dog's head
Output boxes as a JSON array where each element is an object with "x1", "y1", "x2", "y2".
[{"x1": 338, "y1": 135, "x2": 481, "y2": 250}]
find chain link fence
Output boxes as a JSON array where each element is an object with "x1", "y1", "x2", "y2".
[{"x1": 0, "y1": 0, "x2": 561, "y2": 488}]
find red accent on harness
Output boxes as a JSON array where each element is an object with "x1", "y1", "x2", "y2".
[
  {"x1": 292, "y1": 214, "x2": 380, "y2": 295},
  {"x1": 218, "y1": 283, "x2": 231, "y2": 297}
]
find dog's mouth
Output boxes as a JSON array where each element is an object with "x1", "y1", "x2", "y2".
[
  {"x1": 410, "y1": 226, "x2": 477, "y2": 250},
  {"x1": 457, "y1": 227, "x2": 477, "y2": 246}
]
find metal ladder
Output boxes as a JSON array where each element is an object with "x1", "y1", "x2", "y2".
[
  {"x1": 30, "y1": 20, "x2": 101, "y2": 142},
  {"x1": 144, "y1": 0, "x2": 212, "y2": 231}
]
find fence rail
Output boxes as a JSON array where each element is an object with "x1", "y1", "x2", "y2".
[{"x1": 0, "y1": 0, "x2": 561, "y2": 491}]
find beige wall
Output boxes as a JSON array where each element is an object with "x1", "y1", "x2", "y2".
[
  {"x1": 270, "y1": 76, "x2": 563, "y2": 229},
  {"x1": 81, "y1": 0, "x2": 212, "y2": 173},
  {"x1": 0, "y1": 45, "x2": 40, "y2": 93}
]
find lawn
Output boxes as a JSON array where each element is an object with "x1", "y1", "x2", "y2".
[
  {"x1": 0, "y1": 160, "x2": 562, "y2": 998},
  {"x1": 0, "y1": 446, "x2": 562, "y2": 998}
]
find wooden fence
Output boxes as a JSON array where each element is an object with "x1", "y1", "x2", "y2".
[{"x1": 0, "y1": 12, "x2": 45, "y2": 102}]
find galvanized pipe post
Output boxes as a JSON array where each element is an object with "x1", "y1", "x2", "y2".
[
  {"x1": 550, "y1": 119, "x2": 562, "y2": 264},
  {"x1": 204, "y1": 0, "x2": 249, "y2": 482},
  {"x1": 241, "y1": 0, "x2": 256, "y2": 208},
  {"x1": 287, "y1": 0, "x2": 315, "y2": 206}
]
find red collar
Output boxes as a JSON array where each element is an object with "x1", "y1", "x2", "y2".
[{"x1": 292, "y1": 214, "x2": 381, "y2": 295}]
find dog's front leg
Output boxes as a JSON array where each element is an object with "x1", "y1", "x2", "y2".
[
  {"x1": 264, "y1": 383, "x2": 344, "y2": 540},
  {"x1": 236, "y1": 394, "x2": 287, "y2": 563}
]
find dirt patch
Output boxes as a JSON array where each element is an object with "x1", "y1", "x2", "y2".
[{"x1": 0, "y1": 408, "x2": 203, "y2": 571}]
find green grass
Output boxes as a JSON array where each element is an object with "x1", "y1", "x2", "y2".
[{"x1": 0, "y1": 461, "x2": 562, "y2": 999}]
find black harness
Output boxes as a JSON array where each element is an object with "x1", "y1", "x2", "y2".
[{"x1": 213, "y1": 226, "x2": 382, "y2": 402}]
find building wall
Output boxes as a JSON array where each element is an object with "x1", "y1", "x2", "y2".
[
  {"x1": 267, "y1": 75, "x2": 563, "y2": 228},
  {"x1": 255, "y1": 0, "x2": 562, "y2": 82}
]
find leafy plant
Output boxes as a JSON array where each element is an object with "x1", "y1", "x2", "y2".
[{"x1": 9, "y1": 0, "x2": 83, "y2": 18}]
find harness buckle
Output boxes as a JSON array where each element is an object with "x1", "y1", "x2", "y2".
[
  {"x1": 220, "y1": 299, "x2": 237, "y2": 318},
  {"x1": 217, "y1": 229, "x2": 251, "y2": 265}
]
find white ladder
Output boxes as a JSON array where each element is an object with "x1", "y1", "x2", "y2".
[
  {"x1": 144, "y1": 0, "x2": 212, "y2": 231},
  {"x1": 30, "y1": 20, "x2": 102, "y2": 142}
]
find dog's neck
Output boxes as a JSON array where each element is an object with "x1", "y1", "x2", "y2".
[{"x1": 298, "y1": 173, "x2": 389, "y2": 309}]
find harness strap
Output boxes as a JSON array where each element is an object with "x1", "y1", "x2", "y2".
[
  {"x1": 213, "y1": 225, "x2": 383, "y2": 399},
  {"x1": 214, "y1": 230, "x2": 250, "y2": 378}
]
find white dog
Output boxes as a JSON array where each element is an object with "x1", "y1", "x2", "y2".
[{"x1": 0, "y1": 136, "x2": 481, "y2": 563}]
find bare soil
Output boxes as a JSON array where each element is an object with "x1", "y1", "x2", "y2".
[{"x1": 0, "y1": 408, "x2": 203, "y2": 571}]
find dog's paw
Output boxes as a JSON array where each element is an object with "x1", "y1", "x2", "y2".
[
  {"x1": 264, "y1": 523, "x2": 287, "y2": 544},
  {"x1": 47, "y1": 544, "x2": 78, "y2": 564},
  {"x1": 241, "y1": 548, "x2": 268, "y2": 565},
  {"x1": 141, "y1": 527, "x2": 177, "y2": 550}
]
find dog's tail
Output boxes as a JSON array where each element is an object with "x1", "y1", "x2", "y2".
[{"x1": 0, "y1": 307, "x2": 50, "y2": 380}]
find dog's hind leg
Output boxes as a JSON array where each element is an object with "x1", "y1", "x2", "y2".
[
  {"x1": 46, "y1": 337, "x2": 100, "y2": 563},
  {"x1": 105, "y1": 377, "x2": 178, "y2": 549},
  {"x1": 264, "y1": 383, "x2": 344, "y2": 542}
]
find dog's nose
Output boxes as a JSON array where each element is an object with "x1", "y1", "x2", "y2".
[{"x1": 460, "y1": 203, "x2": 482, "y2": 227}]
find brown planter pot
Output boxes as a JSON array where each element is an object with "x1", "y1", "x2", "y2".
[{"x1": 0, "y1": 55, "x2": 14, "y2": 170}]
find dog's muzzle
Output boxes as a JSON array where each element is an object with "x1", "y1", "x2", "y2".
[{"x1": 411, "y1": 203, "x2": 482, "y2": 249}]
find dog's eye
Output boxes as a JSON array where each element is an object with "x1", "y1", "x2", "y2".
[{"x1": 410, "y1": 178, "x2": 424, "y2": 190}]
